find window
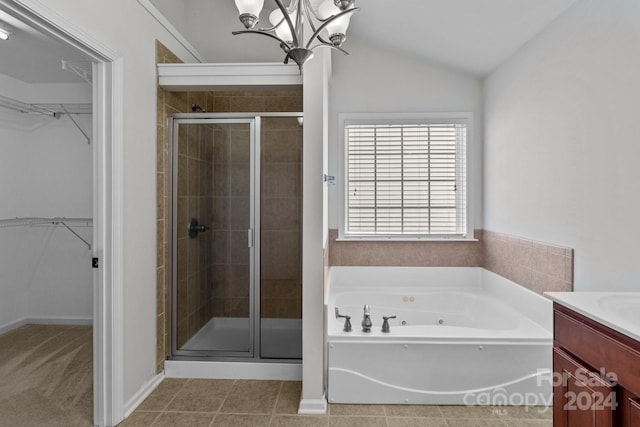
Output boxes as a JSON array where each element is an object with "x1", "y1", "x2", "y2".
[{"x1": 339, "y1": 113, "x2": 472, "y2": 240}]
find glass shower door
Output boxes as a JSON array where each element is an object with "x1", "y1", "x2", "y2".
[
  {"x1": 260, "y1": 116, "x2": 303, "y2": 359},
  {"x1": 171, "y1": 118, "x2": 256, "y2": 357}
]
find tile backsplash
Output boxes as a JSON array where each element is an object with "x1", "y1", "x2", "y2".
[
  {"x1": 482, "y1": 230, "x2": 573, "y2": 293},
  {"x1": 328, "y1": 229, "x2": 483, "y2": 267},
  {"x1": 328, "y1": 229, "x2": 574, "y2": 294}
]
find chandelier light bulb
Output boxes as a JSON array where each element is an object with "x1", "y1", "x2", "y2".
[
  {"x1": 319, "y1": 0, "x2": 351, "y2": 46},
  {"x1": 269, "y1": 8, "x2": 297, "y2": 44}
]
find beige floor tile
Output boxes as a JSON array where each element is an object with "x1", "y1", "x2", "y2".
[
  {"x1": 117, "y1": 411, "x2": 161, "y2": 426},
  {"x1": 387, "y1": 417, "x2": 448, "y2": 427},
  {"x1": 329, "y1": 416, "x2": 387, "y2": 427},
  {"x1": 220, "y1": 380, "x2": 281, "y2": 414},
  {"x1": 329, "y1": 404, "x2": 385, "y2": 416},
  {"x1": 138, "y1": 378, "x2": 187, "y2": 411},
  {"x1": 384, "y1": 404, "x2": 443, "y2": 417},
  {"x1": 270, "y1": 415, "x2": 329, "y2": 427},
  {"x1": 498, "y1": 406, "x2": 553, "y2": 419},
  {"x1": 502, "y1": 420, "x2": 552, "y2": 427},
  {"x1": 445, "y1": 418, "x2": 507, "y2": 427},
  {"x1": 166, "y1": 378, "x2": 235, "y2": 412},
  {"x1": 275, "y1": 381, "x2": 302, "y2": 414},
  {"x1": 212, "y1": 413, "x2": 271, "y2": 426},
  {"x1": 439, "y1": 406, "x2": 494, "y2": 418},
  {"x1": 151, "y1": 412, "x2": 214, "y2": 427}
]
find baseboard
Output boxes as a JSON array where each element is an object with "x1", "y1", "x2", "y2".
[
  {"x1": 124, "y1": 373, "x2": 165, "y2": 418},
  {"x1": 298, "y1": 394, "x2": 327, "y2": 414},
  {"x1": 0, "y1": 316, "x2": 92, "y2": 335},
  {"x1": 0, "y1": 318, "x2": 29, "y2": 335},
  {"x1": 165, "y1": 360, "x2": 302, "y2": 381},
  {"x1": 28, "y1": 316, "x2": 93, "y2": 326}
]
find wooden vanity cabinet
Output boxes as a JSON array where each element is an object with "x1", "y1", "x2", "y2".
[{"x1": 553, "y1": 303, "x2": 640, "y2": 427}]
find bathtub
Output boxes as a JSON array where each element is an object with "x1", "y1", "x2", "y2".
[{"x1": 326, "y1": 267, "x2": 552, "y2": 406}]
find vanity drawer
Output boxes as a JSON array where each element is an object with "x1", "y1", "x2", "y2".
[{"x1": 554, "y1": 310, "x2": 640, "y2": 395}]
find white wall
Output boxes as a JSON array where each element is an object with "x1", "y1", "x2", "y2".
[
  {"x1": 180, "y1": 0, "x2": 290, "y2": 63},
  {"x1": 0, "y1": 78, "x2": 93, "y2": 330},
  {"x1": 13, "y1": 0, "x2": 200, "y2": 408},
  {"x1": 328, "y1": 35, "x2": 484, "y2": 230},
  {"x1": 484, "y1": 0, "x2": 640, "y2": 291}
]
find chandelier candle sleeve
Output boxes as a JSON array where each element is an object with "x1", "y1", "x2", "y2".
[{"x1": 232, "y1": 0, "x2": 359, "y2": 72}]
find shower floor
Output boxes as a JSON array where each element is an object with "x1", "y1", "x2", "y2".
[{"x1": 183, "y1": 317, "x2": 302, "y2": 359}]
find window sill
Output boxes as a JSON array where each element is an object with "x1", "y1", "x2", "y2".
[{"x1": 336, "y1": 237, "x2": 480, "y2": 243}]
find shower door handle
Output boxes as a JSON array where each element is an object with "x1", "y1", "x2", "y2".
[
  {"x1": 188, "y1": 218, "x2": 209, "y2": 238},
  {"x1": 247, "y1": 229, "x2": 254, "y2": 248}
]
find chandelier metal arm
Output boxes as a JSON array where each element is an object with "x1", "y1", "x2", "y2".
[
  {"x1": 274, "y1": 0, "x2": 300, "y2": 47},
  {"x1": 257, "y1": 17, "x2": 287, "y2": 33},
  {"x1": 302, "y1": 0, "x2": 324, "y2": 22},
  {"x1": 304, "y1": 7, "x2": 359, "y2": 50},
  {"x1": 310, "y1": 37, "x2": 349, "y2": 55},
  {"x1": 231, "y1": 29, "x2": 292, "y2": 52},
  {"x1": 285, "y1": 0, "x2": 300, "y2": 15},
  {"x1": 309, "y1": 41, "x2": 349, "y2": 55}
]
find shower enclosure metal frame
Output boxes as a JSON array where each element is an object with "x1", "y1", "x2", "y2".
[{"x1": 169, "y1": 112, "x2": 303, "y2": 362}]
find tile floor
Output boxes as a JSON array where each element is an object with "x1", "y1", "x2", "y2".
[{"x1": 119, "y1": 378, "x2": 552, "y2": 427}]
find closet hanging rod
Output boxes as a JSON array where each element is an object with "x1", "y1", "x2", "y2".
[
  {"x1": 0, "y1": 95, "x2": 91, "y2": 117},
  {"x1": 0, "y1": 217, "x2": 93, "y2": 250}
]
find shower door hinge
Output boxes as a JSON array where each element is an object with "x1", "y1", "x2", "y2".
[
  {"x1": 92, "y1": 257, "x2": 99, "y2": 268},
  {"x1": 247, "y1": 229, "x2": 254, "y2": 248}
]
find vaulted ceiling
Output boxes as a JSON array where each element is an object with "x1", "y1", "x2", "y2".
[
  {"x1": 0, "y1": 0, "x2": 578, "y2": 85},
  {"x1": 155, "y1": 0, "x2": 577, "y2": 76}
]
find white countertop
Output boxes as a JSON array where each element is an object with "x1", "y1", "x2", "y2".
[{"x1": 545, "y1": 292, "x2": 640, "y2": 343}]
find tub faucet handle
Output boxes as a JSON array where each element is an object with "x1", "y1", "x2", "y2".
[
  {"x1": 362, "y1": 304, "x2": 372, "y2": 333},
  {"x1": 381, "y1": 315, "x2": 397, "y2": 333},
  {"x1": 335, "y1": 307, "x2": 352, "y2": 332}
]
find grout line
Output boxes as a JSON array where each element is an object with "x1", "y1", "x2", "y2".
[
  {"x1": 160, "y1": 378, "x2": 189, "y2": 412},
  {"x1": 216, "y1": 378, "x2": 237, "y2": 413}
]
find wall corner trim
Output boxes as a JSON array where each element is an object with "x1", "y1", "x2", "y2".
[
  {"x1": 123, "y1": 373, "x2": 164, "y2": 418},
  {"x1": 298, "y1": 395, "x2": 328, "y2": 415}
]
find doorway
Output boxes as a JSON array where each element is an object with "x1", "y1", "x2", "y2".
[
  {"x1": 170, "y1": 113, "x2": 303, "y2": 361},
  {"x1": 0, "y1": 2, "x2": 122, "y2": 426}
]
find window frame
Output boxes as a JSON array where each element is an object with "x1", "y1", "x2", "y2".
[{"x1": 338, "y1": 112, "x2": 475, "y2": 241}]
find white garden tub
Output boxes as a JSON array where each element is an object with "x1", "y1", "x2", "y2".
[{"x1": 326, "y1": 267, "x2": 552, "y2": 406}]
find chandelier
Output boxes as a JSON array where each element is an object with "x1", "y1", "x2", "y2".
[{"x1": 232, "y1": 0, "x2": 359, "y2": 72}]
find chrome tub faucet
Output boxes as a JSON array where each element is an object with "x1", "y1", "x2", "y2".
[{"x1": 362, "y1": 304, "x2": 372, "y2": 332}]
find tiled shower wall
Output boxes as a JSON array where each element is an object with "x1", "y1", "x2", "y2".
[
  {"x1": 175, "y1": 123, "x2": 216, "y2": 348},
  {"x1": 210, "y1": 123, "x2": 251, "y2": 320},
  {"x1": 156, "y1": 41, "x2": 181, "y2": 374},
  {"x1": 328, "y1": 229, "x2": 574, "y2": 294},
  {"x1": 261, "y1": 118, "x2": 303, "y2": 319},
  {"x1": 156, "y1": 40, "x2": 303, "y2": 372}
]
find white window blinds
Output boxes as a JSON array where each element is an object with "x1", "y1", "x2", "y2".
[{"x1": 344, "y1": 122, "x2": 467, "y2": 238}]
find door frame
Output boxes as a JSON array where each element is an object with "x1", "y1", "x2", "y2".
[
  {"x1": 169, "y1": 115, "x2": 259, "y2": 359},
  {"x1": 168, "y1": 112, "x2": 303, "y2": 361},
  {"x1": 0, "y1": 1, "x2": 125, "y2": 425}
]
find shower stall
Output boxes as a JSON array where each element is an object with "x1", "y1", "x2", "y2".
[{"x1": 169, "y1": 113, "x2": 302, "y2": 361}]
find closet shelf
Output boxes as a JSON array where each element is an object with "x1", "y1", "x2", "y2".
[
  {"x1": 0, "y1": 95, "x2": 91, "y2": 117},
  {"x1": 0, "y1": 217, "x2": 93, "y2": 250},
  {"x1": 0, "y1": 95, "x2": 92, "y2": 143}
]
